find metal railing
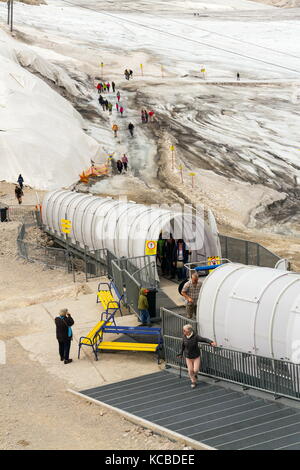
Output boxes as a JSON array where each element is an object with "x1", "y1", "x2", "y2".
[
  {"x1": 161, "y1": 308, "x2": 300, "y2": 401},
  {"x1": 219, "y1": 234, "x2": 288, "y2": 269},
  {"x1": 113, "y1": 254, "x2": 159, "y2": 288}
]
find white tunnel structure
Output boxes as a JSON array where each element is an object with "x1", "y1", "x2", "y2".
[
  {"x1": 197, "y1": 263, "x2": 300, "y2": 362},
  {"x1": 42, "y1": 190, "x2": 220, "y2": 261}
]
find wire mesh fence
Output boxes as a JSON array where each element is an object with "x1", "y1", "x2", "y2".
[
  {"x1": 161, "y1": 307, "x2": 300, "y2": 401},
  {"x1": 219, "y1": 234, "x2": 284, "y2": 269}
]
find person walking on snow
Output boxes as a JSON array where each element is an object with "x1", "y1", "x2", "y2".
[
  {"x1": 148, "y1": 110, "x2": 154, "y2": 122},
  {"x1": 141, "y1": 110, "x2": 145, "y2": 123},
  {"x1": 122, "y1": 154, "x2": 128, "y2": 171},
  {"x1": 116, "y1": 159, "x2": 123, "y2": 174},
  {"x1": 112, "y1": 124, "x2": 119, "y2": 138},
  {"x1": 106, "y1": 82, "x2": 110, "y2": 92},
  {"x1": 116, "y1": 103, "x2": 119, "y2": 112},
  {"x1": 120, "y1": 106, "x2": 124, "y2": 117},
  {"x1": 237, "y1": 72, "x2": 240, "y2": 81},
  {"x1": 97, "y1": 82, "x2": 102, "y2": 93},
  {"x1": 112, "y1": 81, "x2": 116, "y2": 93},
  {"x1": 129, "y1": 70, "x2": 133, "y2": 79},
  {"x1": 128, "y1": 122, "x2": 134, "y2": 137},
  {"x1": 116, "y1": 91, "x2": 121, "y2": 102},
  {"x1": 177, "y1": 324, "x2": 216, "y2": 389},
  {"x1": 103, "y1": 83, "x2": 107, "y2": 93},
  {"x1": 144, "y1": 110, "x2": 148, "y2": 123},
  {"x1": 108, "y1": 102, "x2": 113, "y2": 114}
]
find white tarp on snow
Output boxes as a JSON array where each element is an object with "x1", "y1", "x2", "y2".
[{"x1": 0, "y1": 29, "x2": 100, "y2": 190}]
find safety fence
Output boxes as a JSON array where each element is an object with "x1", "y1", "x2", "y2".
[
  {"x1": 161, "y1": 308, "x2": 300, "y2": 402},
  {"x1": 9, "y1": 205, "x2": 40, "y2": 223},
  {"x1": 111, "y1": 257, "x2": 156, "y2": 316},
  {"x1": 112, "y1": 253, "x2": 158, "y2": 288},
  {"x1": 219, "y1": 234, "x2": 288, "y2": 269}
]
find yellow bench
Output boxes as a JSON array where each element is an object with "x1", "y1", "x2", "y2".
[
  {"x1": 97, "y1": 290, "x2": 119, "y2": 310},
  {"x1": 78, "y1": 320, "x2": 112, "y2": 360},
  {"x1": 98, "y1": 342, "x2": 159, "y2": 353},
  {"x1": 96, "y1": 282, "x2": 123, "y2": 321}
]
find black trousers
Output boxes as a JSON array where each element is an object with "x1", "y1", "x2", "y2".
[{"x1": 58, "y1": 339, "x2": 71, "y2": 360}]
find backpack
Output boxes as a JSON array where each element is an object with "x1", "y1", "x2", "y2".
[{"x1": 178, "y1": 278, "x2": 189, "y2": 295}]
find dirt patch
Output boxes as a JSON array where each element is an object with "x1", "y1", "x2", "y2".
[{"x1": 0, "y1": 339, "x2": 185, "y2": 450}]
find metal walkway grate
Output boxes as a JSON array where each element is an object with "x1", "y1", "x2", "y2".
[{"x1": 75, "y1": 370, "x2": 300, "y2": 450}]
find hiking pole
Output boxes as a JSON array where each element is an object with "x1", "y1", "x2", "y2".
[{"x1": 177, "y1": 353, "x2": 183, "y2": 379}]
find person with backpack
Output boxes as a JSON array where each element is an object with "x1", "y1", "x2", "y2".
[
  {"x1": 116, "y1": 91, "x2": 121, "y2": 102},
  {"x1": 128, "y1": 122, "x2": 134, "y2": 137},
  {"x1": 112, "y1": 81, "x2": 116, "y2": 92},
  {"x1": 112, "y1": 124, "x2": 119, "y2": 137},
  {"x1": 148, "y1": 110, "x2": 155, "y2": 121},
  {"x1": 119, "y1": 106, "x2": 124, "y2": 117},
  {"x1": 108, "y1": 102, "x2": 113, "y2": 114},
  {"x1": 106, "y1": 82, "x2": 110, "y2": 92},
  {"x1": 141, "y1": 110, "x2": 145, "y2": 123},
  {"x1": 144, "y1": 110, "x2": 148, "y2": 123},
  {"x1": 181, "y1": 273, "x2": 203, "y2": 319},
  {"x1": 15, "y1": 185, "x2": 23, "y2": 205},
  {"x1": 55, "y1": 308, "x2": 74, "y2": 364},
  {"x1": 177, "y1": 324, "x2": 216, "y2": 388}
]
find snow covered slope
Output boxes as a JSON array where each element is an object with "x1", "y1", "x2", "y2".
[{"x1": 0, "y1": 28, "x2": 100, "y2": 190}]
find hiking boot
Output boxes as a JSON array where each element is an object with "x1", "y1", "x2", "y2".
[
  {"x1": 191, "y1": 383, "x2": 197, "y2": 389},
  {"x1": 64, "y1": 359, "x2": 73, "y2": 364}
]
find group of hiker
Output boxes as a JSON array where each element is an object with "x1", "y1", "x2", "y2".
[
  {"x1": 116, "y1": 154, "x2": 128, "y2": 174},
  {"x1": 141, "y1": 109, "x2": 155, "y2": 123},
  {"x1": 124, "y1": 69, "x2": 133, "y2": 80},
  {"x1": 98, "y1": 95, "x2": 113, "y2": 113},
  {"x1": 156, "y1": 234, "x2": 190, "y2": 281},
  {"x1": 97, "y1": 81, "x2": 115, "y2": 93}
]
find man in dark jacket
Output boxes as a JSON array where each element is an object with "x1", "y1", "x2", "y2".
[
  {"x1": 164, "y1": 235, "x2": 176, "y2": 278},
  {"x1": 128, "y1": 122, "x2": 134, "y2": 137},
  {"x1": 172, "y1": 239, "x2": 189, "y2": 280},
  {"x1": 55, "y1": 308, "x2": 74, "y2": 364},
  {"x1": 178, "y1": 324, "x2": 216, "y2": 388}
]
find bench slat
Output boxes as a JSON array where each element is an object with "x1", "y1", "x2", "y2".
[
  {"x1": 80, "y1": 321, "x2": 112, "y2": 345},
  {"x1": 98, "y1": 341, "x2": 158, "y2": 352}
]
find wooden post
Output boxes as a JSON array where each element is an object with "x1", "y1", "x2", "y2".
[
  {"x1": 178, "y1": 165, "x2": 184, "y2": 184},
  {"x1": 189, "y1": 172, "x2": 196, "y2": 188},
  {"x1": 170, "y1": 145, "x2": 175, "y2": 170},
  {"x1": 100, "y1": 62, "x2": 104, "y2": 80}
]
